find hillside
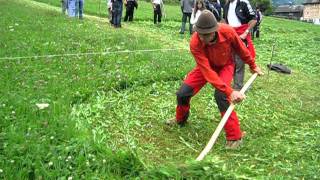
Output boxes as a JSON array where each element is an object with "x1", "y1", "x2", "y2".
[{"x1": 0, "y1": 0, "x2": 320, "y2": 179}]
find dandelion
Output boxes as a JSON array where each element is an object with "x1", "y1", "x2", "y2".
[
  {"x1": 48, "y1": 162, "x2": 53, "y2": 166},
  {"x1": 36, "y1": 103, "x2": 49, "y2": 110}
]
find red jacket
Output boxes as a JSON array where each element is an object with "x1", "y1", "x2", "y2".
[{"x1": 190, "y1": 23, "x2": 256, "y2": 97}]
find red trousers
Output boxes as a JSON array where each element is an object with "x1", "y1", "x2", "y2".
[{"x1": 176, "y1": 63, "x2": 242, "y2": 140}]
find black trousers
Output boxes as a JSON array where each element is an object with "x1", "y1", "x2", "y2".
[
  {"x1": 124, "y1": 2, "x2": 135, "y2": 21},
  {"x1": 153, "y1": 4, "x2": 161, "y2": 24}
]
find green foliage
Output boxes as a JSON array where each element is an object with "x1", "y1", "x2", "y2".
[
  {"x1": 251, "y1": 0, "x2": 272, "y2": 15},
  {"x1": 1, "y1": 0, "x2": 320, "y2": 179}
]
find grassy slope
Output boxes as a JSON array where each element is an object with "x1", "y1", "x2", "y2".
[{"x1": 1, "y1": 0, "x2": 320, "y2": 179}]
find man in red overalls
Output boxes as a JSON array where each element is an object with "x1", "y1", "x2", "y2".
[{"x1": 166, "y1": 10, "x2": 263, "y2": 149}]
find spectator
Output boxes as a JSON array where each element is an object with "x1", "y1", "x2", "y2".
[
  {"x1": 112, "y1": 0, "x2": 123, "y2": 28},
  {"x1": 204, "y1": 0, "x2": 221, "y2": 21},
  {"x1": 107, "y1": 0, "x2": 113, "y2": 24},
  {"x1": 61, "y1": 0, "x2": 68, "y2": 15},
  {"x1": 124, "y1": 0, "x2": 138, "y2": 22},
  {"x1": 152, "y1": 0, "x2": 163, "y2": 24},
  {"x1": 252, "y1": 7, "x2": 262, "y2": 39},
  {"x1": 190, "y1": 0, "x2": 206, "y2": 28},
  {"x1": 223, "y1": 0, "x2": 257, "y2": 90},
  {"x1": 179, "y1": 0, "x2": 195, "y2": 34},
  {"x1": 75, "y1": 0, "x2": 84, "y2": 19}
]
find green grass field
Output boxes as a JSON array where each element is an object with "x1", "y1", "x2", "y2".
[{"x1": 1, "y1": 0, "x2": 320, "y2": 179}]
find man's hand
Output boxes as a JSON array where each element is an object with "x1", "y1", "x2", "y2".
[
  {"x1": 239, "y1": 29, "x2": 249, "y2": 40},
  {"x1": 230, "y1": 91, "x2": 246, "y2": 103},
  {"x1": 250, "y1": 66, "x2": 264, "y2": 76}
]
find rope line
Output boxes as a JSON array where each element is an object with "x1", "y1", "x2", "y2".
[{"x1": 0, "y1": 48, "x2": 188, "y2": 60}]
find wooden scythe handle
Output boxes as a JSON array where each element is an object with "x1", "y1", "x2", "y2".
[{"x1": 196, "y1": 73, "x2": 258, "y2": 161}]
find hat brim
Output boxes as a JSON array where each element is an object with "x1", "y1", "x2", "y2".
[{"x1": 194, "y1": 24, "x2": 219, "y2": 34}]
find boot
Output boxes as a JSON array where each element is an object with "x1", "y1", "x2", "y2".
[
  {"x1": 165, "y1": 118, "x2": 187, "y2": 127},
  {"x1": 225, "y1": 131, "x2": 246, "y2": 149}
]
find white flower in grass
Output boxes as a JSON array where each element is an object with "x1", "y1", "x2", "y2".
[
  {"x1": 68, "y1": 176, "x2": 73, "y2": 180},
  {"x1": 12, "y1": 111, "x2": 15, "y2": 114},
  {"x1": 48, "y1": 162, "x2": 53, "y2": 166},
  {"x1": 67, "y1": 156, "x2": 72, "y2": 160},
  {"x1": 36, "y1": 103, "x2": 49, "y2": 110},
  {"x1": 0, "y1": 169, "x2": 3, "y2": 173},
  {"x1": 50, "y1": 136, "x2": 54, "y2": 140}
]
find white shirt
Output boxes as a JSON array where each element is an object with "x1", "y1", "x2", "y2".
[
  {"x1": 190, "y1": 10, "x2": 202, "y2": 25},
  {"x1": 227, "y1": 0, "x2": 241, "y2": 27},
  {"x1": 153, "y1": 0, "x2": 162, "y2": 5}
]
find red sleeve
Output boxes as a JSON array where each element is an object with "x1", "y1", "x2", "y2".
[
  {"x1": 190, "y1": 35, "x2": 233, "y2": 97},
  {"x1": 230, "y1": 30, "x2": 257, "y2": 70}
]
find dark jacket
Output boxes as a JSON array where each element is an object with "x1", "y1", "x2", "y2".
[
  {"x1": 204, "y1": 0, "x2": 221, "y2": 21},
  {"x1": 223, "y1": 0, "x2": 256, "y2": 24}
]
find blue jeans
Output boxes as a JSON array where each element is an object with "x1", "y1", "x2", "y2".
[
  {"x1": 76, "y1": 0, "x2": 84, "y2": 19},
  {"x1": 68, "y1": 0, "x2": 76, "y2": 17},
  {"x1": 61, "y1": 0, "x2": 68, "y2": 14},
  {"x1": 112, "y1": 0, "x2": 123, "y2": 27}
]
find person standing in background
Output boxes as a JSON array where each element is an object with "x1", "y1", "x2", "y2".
[
  {"x1": 75, "y1": 0, "x2": 84, "y2": 19},
  {"x1": 61, "y1": 0, "x2": 68, "y2": 14},
  {"x1": 112, "y1": 0, "x2": 123, "y2": 28},
  {"x1": 252, "y1": 7, "x2": 262, "y2": 39},
  {"x1": 152, "y1": 0, "x2": 163, "y2": 24},
  {"x1": 223, "y1": 0, "x2": 257, "y2": 90},
  {"x1": 107, "y1": 0, "x2": 113, "y2": 24},
  {"x1": 179, "y1": 0, "x2": 195, "y2": 34},
  {"x1": 190, "y1": 0, "x2": 206, "y2": 29},
  {"x1": 124, "y1": 0, "x2": 138, "y2": 22}
]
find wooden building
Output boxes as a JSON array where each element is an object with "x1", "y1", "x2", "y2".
[{"x1": 303, "y1": 0, "x2": 320, "y2": 24}]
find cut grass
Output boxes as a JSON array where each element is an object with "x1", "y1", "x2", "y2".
[{"x1": 0, "y1": 0, "x2": 320, "y2": 179}]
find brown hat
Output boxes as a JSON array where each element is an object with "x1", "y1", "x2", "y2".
[{"x1": 194, "y1": 10, "x2": 219, "y2": 34}]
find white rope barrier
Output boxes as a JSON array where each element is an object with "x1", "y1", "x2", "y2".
[{"x1": 0, "y1": 48, "x2": 188, "y2": 60}]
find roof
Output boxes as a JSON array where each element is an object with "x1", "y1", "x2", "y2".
[
  {"x1": 274, "y1": 5, "x2": 304, "y2": 13},
  {"x1": 303, "y1": 0, "x2": 320, "y2": 4}
]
